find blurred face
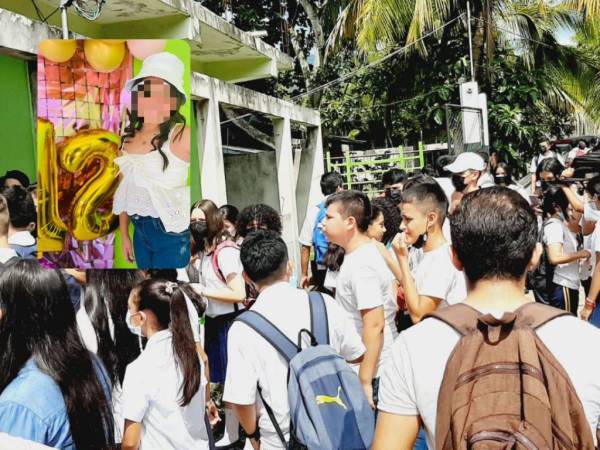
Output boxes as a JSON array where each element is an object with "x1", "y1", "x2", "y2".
[
  {"x1": 539, "y1": 171, "x2": 556, "y2": 183},
  {"x1": 223, "y1": 219, "x2": 236, "y2": 236},
  {"x1": 191, "y1": 208, "x2": 206, "y2": 222},
  {"x1": 367, "y1": 212, "x2": 386, "y2": 242},
  {"x1": 4, "y1": 178, "x2": 22, "y2": 188},
  {"x1": 134, "y1": 77, "x2": 178, "y2": 124},
  {"x1": 495, "y1": 167, "x2": 506, "y2": 176},
  {"x1": 400, "y1": 202, "x2": 429, "y2": 245},
  {"x1": 322, "y1": 202, "x2": 351, "y2": 246}
]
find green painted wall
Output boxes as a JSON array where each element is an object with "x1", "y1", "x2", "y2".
[{"x1": 0, "y1": 55, "x2": 36, "y2": 181}]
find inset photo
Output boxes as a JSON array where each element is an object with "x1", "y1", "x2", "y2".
[{"x1": 37, "y1": 39, "x2": 191, "y2": 269}]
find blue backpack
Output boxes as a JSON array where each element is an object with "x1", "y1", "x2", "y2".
[
  {"x1": 235, "y1": 292, "x2": 375, "y2": 450},
  {"x1": 312, "y1": 202, "x2": 329, "y2": 265}
]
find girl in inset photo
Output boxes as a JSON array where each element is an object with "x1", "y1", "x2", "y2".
[{"x1": 113, "y1": 52, "x2": 191, "y2": 269}]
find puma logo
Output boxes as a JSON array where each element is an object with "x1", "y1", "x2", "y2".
[{"x1": 316, "y1": 386, "x2": 347, "y2": 410}]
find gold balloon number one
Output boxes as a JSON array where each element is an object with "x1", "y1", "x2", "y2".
[{"x1": 37, "y1": 119, "x2": 120, "y2": 252}]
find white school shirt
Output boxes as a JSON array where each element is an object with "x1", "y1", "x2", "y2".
[
  {"x1": 378, "y1": 307, "x2": 600, "y2": 448},
  {"x1": 121, "y1": 330, "x2": 209, "y2": 450},
  {"x1": 223, "y1": 282, "x2": 365, "y2": 450},
  {"x1": 198, "y1": 247, "x2": 243, "y2": 317},
  {"x1": 0, "y1": 247, "x2": 18, "y2": 263},
  {"x1": 334, "y1": 242, "x2": 398, "y2": 374},
  {"x1": 529, "y1": 151, "x2": 565, "y2": 174},
  {"x1": 410, "y1": 242, "x2": 467, "y2": 308},
  {"x1": 543, "y1": 218, "x2": 581, "y2": 290}
]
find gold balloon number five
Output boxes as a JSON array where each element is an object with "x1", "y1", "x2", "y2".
[{"x1": 37, "y1": 118, "x2": 120, "y2": 252}]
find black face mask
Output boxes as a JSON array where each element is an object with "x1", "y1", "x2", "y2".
[
  {"x1": 412, "y1": 222, "x2": 429, "y2": 249},
  {"x1": 190, "y1": 221, "x2": 208, "y2": 252},
  {"x1": 540, "y1": 180, "x2": 557, "y2": 191},
  {"x1": 494, "y1": 175, "x2": 512, "y2": 186},
  {"x1": 579, "y1": 143, "x2": 586, "y2": 150},
  {"x1": 451, "y1": 174, "x2": 466, "y2": 192}
]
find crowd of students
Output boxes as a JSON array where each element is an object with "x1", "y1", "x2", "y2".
[{"x1": 1, "y1": 140, "x2": 600, "y2": 450}]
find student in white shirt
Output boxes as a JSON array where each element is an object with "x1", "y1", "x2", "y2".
[
  {"x1": 187, "y1": 199, "x2": 246, "y2": 447},
  {"x1": 373, "y1": 187, "x2": 600, "y2": 449},
  {"x1": 494, "y1": 162, "x2": 530, "y2": 203},
  {"x1": 530, "y1": 141, "x2": 565, "y2": 194},
  {"x1": 321, "y1": 190, "x2": 388, "y2": 408},
  {"x1": 299, "y1": 172, "x2": 343, "y2": 291},
  {"x1": 0, "y1": 195, "x2": 18, "y2": 264},
  {"x1": 541, "y1": 186, "x2": 590, "y2": 315},
  {"x1": 121, "y1": 279, "x2": 215, "y2": 450},
  {"x1": 580, "y1": 176, "x2": 600, "y2": 328},
  {"x1": 224, "y1": 231, "x2": 365, "y2": 450},
  {"x1": 390, "y1": 177, "x2": 467, "y2": 324}
]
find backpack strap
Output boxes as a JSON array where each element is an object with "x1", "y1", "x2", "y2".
[
  {"x1": 235, "y1": 311, "x2": 298, "y2": 362},
  {"x1": 423, "y1": 303, "x2": 481, "y2": 336},
  {"x1": 211, "y1": 240, "x2": 240, "y2": 284},
  {"x1": 211, "y1": 240, "x2": 241, "y2": 311},
  {"x1": 514, "y1": 302, "x2": 571, "y2": 329},
  {"x1": 308, "y1": 291, "x2": 329, "y2": 345}
]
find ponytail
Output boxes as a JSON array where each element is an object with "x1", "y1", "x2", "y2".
[
  {"x1": 170, "y1": 287, "x2": 201, "y2": 406},
  {"x1": 137, "y1": 279, "x2": 202, "y2": 407}
]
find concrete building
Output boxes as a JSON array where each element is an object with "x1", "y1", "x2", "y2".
[{"x1": 0, "y1": 0, "x2": 325, "y2": 272}]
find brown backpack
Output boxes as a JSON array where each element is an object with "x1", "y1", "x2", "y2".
[{"x1": 425, "y1": 302, "x2": 596, "y2": 450}]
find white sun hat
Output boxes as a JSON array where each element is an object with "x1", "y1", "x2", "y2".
[
  {"x1": 444, "y1": 152, "x2": 485, "y2": 173},
  {"x1": 123, "y1": 52, "x2": 186, "y2": 103}
]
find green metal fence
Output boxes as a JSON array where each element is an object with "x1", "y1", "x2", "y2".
[{"x1": 325, "y1": 143, "x2": 425, "y2": 197}]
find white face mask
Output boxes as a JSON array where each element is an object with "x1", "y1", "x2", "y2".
[
  {"x1": 584, "y1": 201, "x2": 600, "y2": 223},
  {"x1": 125, "y1": 310, "x2": 144, "y2": 352}
]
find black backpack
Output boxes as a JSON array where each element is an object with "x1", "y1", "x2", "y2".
[{"x1": 527, "y1": 220, "x2": 555, "y2": 303}]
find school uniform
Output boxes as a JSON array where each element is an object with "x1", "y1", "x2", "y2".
[{"x1": 121, "y1": 329, "x2": 209, "y2": 450}]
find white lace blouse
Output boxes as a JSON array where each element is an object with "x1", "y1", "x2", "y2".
[{"x1": 113, "y1": 128, "x2": 190, "y2": 233}]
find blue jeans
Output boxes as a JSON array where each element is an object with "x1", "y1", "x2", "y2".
[
  {"x1": 413, "y1": 428, "x2": 428, "y2": 450},
  {"x1": 130, "y1": 215, "x2": 190, "y2": 269},
  {"x1": 590, "y1": 304, "x2": 600, "y2": 329}
]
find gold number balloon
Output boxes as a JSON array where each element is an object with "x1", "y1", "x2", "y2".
[
  {"x1": 37, "y1": 119, "x2": 68, "y2": 252},
  {"x1": 58, "y1": 130, "x2": 121, "y2": 241}
]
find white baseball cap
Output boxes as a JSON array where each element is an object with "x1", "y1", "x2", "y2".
[
  {"x1": 123, "y1": 52, "x2": 186, "y2": 103},
  {"x1": 444, "y1": 152, "x2": 485, "y2": 173}
]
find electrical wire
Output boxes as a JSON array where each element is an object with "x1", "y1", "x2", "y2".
[
  {"x1": 472, "y1": 15, "x2": 556, "y2": 49},
  {"x1": 220, "y1": 13, "x2": 466, "y2": 125}
]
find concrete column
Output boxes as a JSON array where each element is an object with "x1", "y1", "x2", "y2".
[
  {"x1": 195, "y1": 82, "x2": 227, "y2": 205},
  {"x1": 273, "y1": 117, "x2": 301, "y2": 276},
  {"x1": 295, "y1": 124, "x2": 325, "y2": 228}
]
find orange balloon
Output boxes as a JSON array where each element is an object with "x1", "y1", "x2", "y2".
[
  {"x1": 84, "y1": 40, "x2": 126, "y2": 73},
  {"x1": 59, "y1": 129, "x2": 121, "y2": 241},
  {"x1": 37, "y1": 119, "x2": 68, "y2": 253},
  {"x1": 39, "y1": 40, "x2": 77, "y2": 63}
]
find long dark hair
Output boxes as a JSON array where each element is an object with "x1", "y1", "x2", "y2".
[
  {"x1": 371, "y1": 197, "x2": 402, "y2": 245},
  {"x1": 136, "y1": 279, "x2": 202, "y2": 406},
  {"x1": 121, "y1": 78, "x2": 186, "y2": 171},
  {"x1": 83, "y1": 270, "x2": 146, "y2": 386},
  {"x1": 191, "y1": 199, "x2": 229, "y2": 254},
  {"x1": 0, "y1": 259, "x2": 114, "y2": 450}
]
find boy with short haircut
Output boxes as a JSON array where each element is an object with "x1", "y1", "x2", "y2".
[
  {"x1": 1, "y1": 186, "x2": 37, "y2": 258},
  {"x1": 224, "y1": 231, "x2": 365, "y2": 450},
  {"x1": 322, "y1": 190, "x2": 396, "y2": 408},
  {"x1": 373, "y1": 187, "x2": 600, "y2": 449},
  {"x1": 393, "y1": 179, "x2": 467, "y2": 323},
  {"x1": 0, "y1": 194, "x2": 18, "y2": 264}
]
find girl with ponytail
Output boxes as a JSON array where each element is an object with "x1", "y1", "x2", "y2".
[{"x1": 121, "y1": 279, "x2": 213, "y2": 450}]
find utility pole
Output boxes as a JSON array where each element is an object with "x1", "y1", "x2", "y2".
[{"x1": 466, "y1": 1, "x2": 475, "y2": 82}]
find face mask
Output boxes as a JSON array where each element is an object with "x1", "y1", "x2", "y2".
[
  {"x1": 451, "y1": 174, "x2": 466, "y2": 192},
  {"x1": 126, "y1": 310, "x2": 144, "y2": 352},
  {"x1": 579, "y1": 143, "x2": 586, "y2": 150},
  {"x1": 126, "y1": 310, "x2": 143, "y2": 336},
  {"x1": 412, "y1": 222, "x2": 429, "y2": 249},
  {"x1": 494, "y1": 175, "x2": 508, "y2": 186},
  {"x1": 540, "y1": 180, "x2": 556, "y2": 191},
  {"x1": 190, "y1": 221, "x2": 208, "y2": 252}
]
